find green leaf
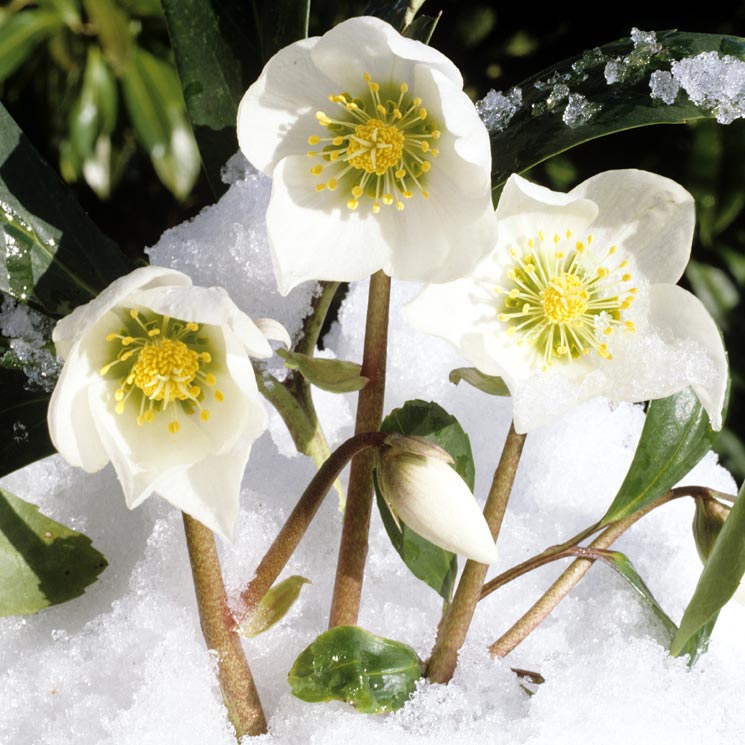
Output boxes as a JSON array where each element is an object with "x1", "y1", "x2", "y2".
[
  {"x1": 82, "y1": 0, "x2": 133, "y2": 73},
  {"x1": 162, "y1": 0, "x2": 308, "y2": 197},
  {"x1": 0, "y1": 102, "x2": 134, "y2": 315},
  {"x1": 489, "y1": 32, "x2": 745, "y2": 189},
  {"x1": 449, "y1": 367, "x2": 510, "y2": 396},
  {"x1": 671, "y1": 481, "x2": 745, "y2": 657},
  {"x1": 600, "y1": 388, "x2": 718, "y2": 526},
  {"x1": 0, "y1": 487, "x2": 107, "y2": 615},
  {"x1": 585, "y1": 548, "x2": 678, "y2": 640},
  {"x1": 120, "y1": 47, "x2": 200, "y2": 200},
  {"x1": 239, "y1": 575, "x2": 309, "y2": 637},
  {"x1": 288, "y1": 625, "x2": 423, "y2": 714},
  {"x1": 279, "y1": 349, "x2": 368, "y2": 393},
  {"x1": 374, "y1": 399, "x2": 476, "y2": 601},
  {"x1": 685, "y1": 260, "x2": 738, "y2": 329},
  {"x1": 0, "y1": 9, "x2": 64, "y2": 83}
]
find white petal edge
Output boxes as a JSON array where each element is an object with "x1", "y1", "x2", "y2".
[
  {"x1": 52, "y1": 266, "x2": 191, "y2": 360},
  {"x1": 571, "y1": 169, "x2": 695, "y2": 284},
  {"x1": 254, "y1": 317, "x2": 291, "y2": 348},
  {"x1": 646, "y1": 283, "x2": 728, "y2": 430}
]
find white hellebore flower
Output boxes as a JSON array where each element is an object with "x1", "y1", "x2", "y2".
[
  {"x1": 237, "y1": 15, "x2": 497, "y2": 295},
  {"x1": 376, "y1": 434, "x2": 498, "y2": 564},
  {"x1": 405, "y1": 170, "x2": 728, "y2": 433},
  {"x1": 48, "y1": 266, "x2": 289, "y2": 539}
]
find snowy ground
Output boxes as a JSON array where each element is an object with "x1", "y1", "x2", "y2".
[{"x1": 1, "y1": 166, "x2": 743, "y2": 745}]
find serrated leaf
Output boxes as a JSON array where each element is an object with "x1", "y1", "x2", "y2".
[
  {"x1": 600, "y1": 388, "x2": 718, "y2": 526},
  {"x1": 374, "y1": 399, "x2": 476, "y2": 601},
  {"x1": 0, "y1": 487, "x2": 107, "y2": 615},
  {"x1": 671, "y1": 481, "x2": 745, "y2": 658},
  {"x1": 0, "y1": 102, "x2": 133, "y2": 316},
  {"x1": 288, "y1": 625, "x2": 423, "y2": 714},
  {"x1": 0, "y1": 9, "x2": 64, "y2": 83},
  {"x1": 239, "y1": 575, "x2": 309, "y2": 637},
  {"x1": 449, "y1": 367, "x2": 510, "y2": 396},
  {"x1": 279, "y1": 350, "x2": 368, "y2": 393},
  {"x1": 489, "y1": 32, "x2": 745, "y2": 189},
  {"x1": 120, "y1": 47, "x2": 200, "y2": 200}
]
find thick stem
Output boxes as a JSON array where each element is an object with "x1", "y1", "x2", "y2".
[
  {"x1": 182, "y1": 514, "x2": 267, "y2": 739},
  {"x1": 235, "y1": 431, "x2": 388, "y2": 623},
  {"x1": 487, "y1": 489, "x2": 691, "y2": 658},
  {"x1": 427, "y1": 422, "x2": 526, "y2": 683},
  {"x1": 329, "y1": 271, "x2": 391, "y2": 627}
]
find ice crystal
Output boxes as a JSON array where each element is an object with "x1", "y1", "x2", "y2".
[{"x1": 476, "y1": 87, "x2": 523, "y2": 132}]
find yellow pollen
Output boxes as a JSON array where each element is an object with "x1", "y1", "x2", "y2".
[
  {"x1": 204, "y1": 373, "x2": 217, "y2": 387},
  {"x1": 131, "y1": 338, "x2": 200, "y2": 402},
  {"x1": 307, "y1": 135, "x2": 320, "y2": 145},
  {"x1": 543, "y1": 273, "x2": 589, "y2": 323},
  {"x1": 310, "y1": 165, "x2": 324, "y2": 176},
  {"x1": 168, "y1": 421, "x2": 180, "y2": 434},
  {"x1": 200, "y1": 410, "x2": 210, "y2": 422},
  {"x1": 215, "y1": 390, "x2": 225, "y2": 402},
  {"x1": 346, "y1": 119, "x2": 404, "y2": 174}
]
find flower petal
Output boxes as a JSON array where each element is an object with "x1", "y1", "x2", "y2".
[
  {"x1": 53, "y1": 266, "x2": 191, "y2": 359},
  {"x1": 571, "y1": 169, "x2": 694, "y2": 283},
  {"x1": 310, "y1": 16, "x2": 462, "y2": 93},
  {"x1": 266, "y1": 155, "x2": 389, "y2": 294},
  {"x1": 645, "y1": 284, "x2": 728, "y2": 430},
  {"x1": 237, "y1": 36, "x2": 337, "y2": 174},
  {"x1": 254, "y1": 317, "x2": 292, "y2": 348}
]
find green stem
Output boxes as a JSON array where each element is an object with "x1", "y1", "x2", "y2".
[
  {"x1": 182, "y1": 514, "x2": 267, "y2": 739},
  {"x1": 427, "y1": 422, "x2": 526, "y2": 683},
  {"x1": 294, "y1": 281, "x2": 342, "y2": 357},
  {"x1": 234, "y1": 431, "x2": 388, "y2": 623},
  {"x1": 487, "y1": 486, "x2": 707, "y2": 658},
  {"x1": 329, "y1": 270, "x2": 391, "y2": 627}
]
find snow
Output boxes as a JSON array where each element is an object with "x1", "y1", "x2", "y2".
[{"x1": 2, "y1": 167, "x2": 744, "y2": 745}]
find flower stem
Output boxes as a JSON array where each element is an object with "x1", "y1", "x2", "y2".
[
  {"x1": 329, "y1": 270, "x2": 391, "y2": 627},
  {"x1": 182, "y1": 514, "x2": 267, "y2": 739},
  {"x1": 235, "y1": 431, "x2": 389, "y2": 623},
  {"x1": 487, "y1": 486, "x2": 703, "y2": 658},
  {"x1": 427, "y1": 422, "x2": 526, "y2": 683}
]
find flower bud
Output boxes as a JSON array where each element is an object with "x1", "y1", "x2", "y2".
[
  {"x1": 692, "y1": 496, "x2": 731, "y2": 563},
  {"x1": 376, "y1": 435, "x2": 498, "y2": 564}
]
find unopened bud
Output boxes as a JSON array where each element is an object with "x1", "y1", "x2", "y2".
[
  {"x1": 376, "y1": 436, "x2": 498, "y2": 564},
  {"x1": 692, "y1": 496, "x2": 731, "y2": 563}
]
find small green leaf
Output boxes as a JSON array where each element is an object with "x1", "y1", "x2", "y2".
[
  {"x1": 0, "y1": 487, "x2": 107, "y2": 615},
  {"x1": 0, "y1": 102, "x2": 134, "y2": 315},
  {"x1": 685, "y1": 260, "x2": 738, "y2": 329},
  {"x1": 671, "y1": 481, "x2": 745, "y2": 657},
  {"x1": 600, "y1": 389, "x2": 718, "y2": 526},
  {"x1": 374, "y1": 400, "x2": 476, "y2": 601},
  {"x1": 0, "y1": 9, "x2": 64, "y2": 83},
  {"x1": 449, "y1": 367, "x2": 510, "y2": 397},
  {"x1": 279, "y1": 349, "x2": 368, "y2": 393},
  {"x1": 489, "y1": 32, "x2": 745, "y2": 189},
  {"x1": 288, "y1": 625, "x2": 423, "y2": 714},
  {"x1": 239, "y1": 575, "x2": 309, "y2": 637},
  {"x1": 121, "y1": 47, "x2": 200, "y2": 200},
  {"x1": 82, "y1": 0, "x2": 133, "y2": 73}
]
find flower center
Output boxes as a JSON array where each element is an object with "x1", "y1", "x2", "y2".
[
  {"x1": 308, "y1": 73, "x2": 441, "y2": 214},
  {"x1": 496, "y1": 231, "x2": 638, "y2": 369},
  {"x1": 100, "y1": 309, "x2": 224, "y2": 433}
]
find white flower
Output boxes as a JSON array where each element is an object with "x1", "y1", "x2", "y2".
[
  {"x1": 376, "y1": 434, "x2": 498, "y2": 564},
  {"x1": 48, "y1": 266, "x2": 289, "y2": 539},
  {"x1": 405, "y1": 170, "x2": 728, "y2": 433},
  {"x1": 237, "y1": 15, "x2": 497, "y2": 295}
]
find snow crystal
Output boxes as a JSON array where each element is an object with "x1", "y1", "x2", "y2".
[
  {"x1": 477, "y1": 87, "x2": 523, "y2": 132},
  {"x1": 2, "y1": 168, "x2": 745, "y2": 745},
  {"x1": 0, "y1": 295, "x2": 60, "y2": 391},
  {"x1": 605, "y1": 27, "x2": 662, "y2": 85},
  {"x1": 561, "y1": 93, "x2": 601, "y2": 127},
  {"x1": 649, "y1": 70, "x2": 681, "y2": 105},
  {"x1": 670, "y1": 52, "x2": 745, "y2": 124}
]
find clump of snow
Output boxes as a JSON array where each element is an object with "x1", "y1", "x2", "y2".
[
  {"x1": 605, "y1": 28, "x2": 662, "y2": 85},
  {"x1": 649, "y1": 69, "x2": 681, "y2": 105},
  {"x1": 0, "y1": 295, "x2": 60, "y2": 391},
  {"x1": 546, "y1": 84, "x2": 570, "y2": 111},
  {"x1": 2, "y1": 177, "x2": 745, "y2": 745},
  {"x1": 147, "y1": 162, "x2": 320, "y2": 345},
  {"x1": 562, "y1": 93, "x2": 601, "y2": 127},
  {"x1": 669, "y1": 52, "x2": 745, "y2": 124},
  {"x1": 477, "y1": 87, "x2": 523, "y2": 132}
]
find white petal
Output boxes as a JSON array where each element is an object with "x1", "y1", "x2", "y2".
[
  {"x1": 266, "y1": 155, "x2": 389, "y2": 294},
  {"x1": 495, "y1": 173, "x2": 598, "y2": 245},
  {"x1": 381, "y1": 455, "x2": 498, "y2": 564},
  {"x1": 52, "y1": 266, "x2": 191, "y2": 359},
  {"x1": 47, "y1": 339, "x2": 109, "y2": 472},
  {"x1": 254, "y1": 317, "x2": 291, "y2": 348},
  {"x1": 645, "y1": 284, "x2": 728, "y2": 430},
  {"x1": 130, "y1": 285, "x2": 273, "y2": 359},
  {"x1": 152, "y1": 435, "x2": 255, "y2": 540},
  {"x1": 310, "y1": 16, "x2": 462, "y2": 93},
  {"x1": 571, "y1": 169, "x2": 694, "y2": 283},
  {"x1": 237, "y1": 36, "x2": 337, "y2": 174}
]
